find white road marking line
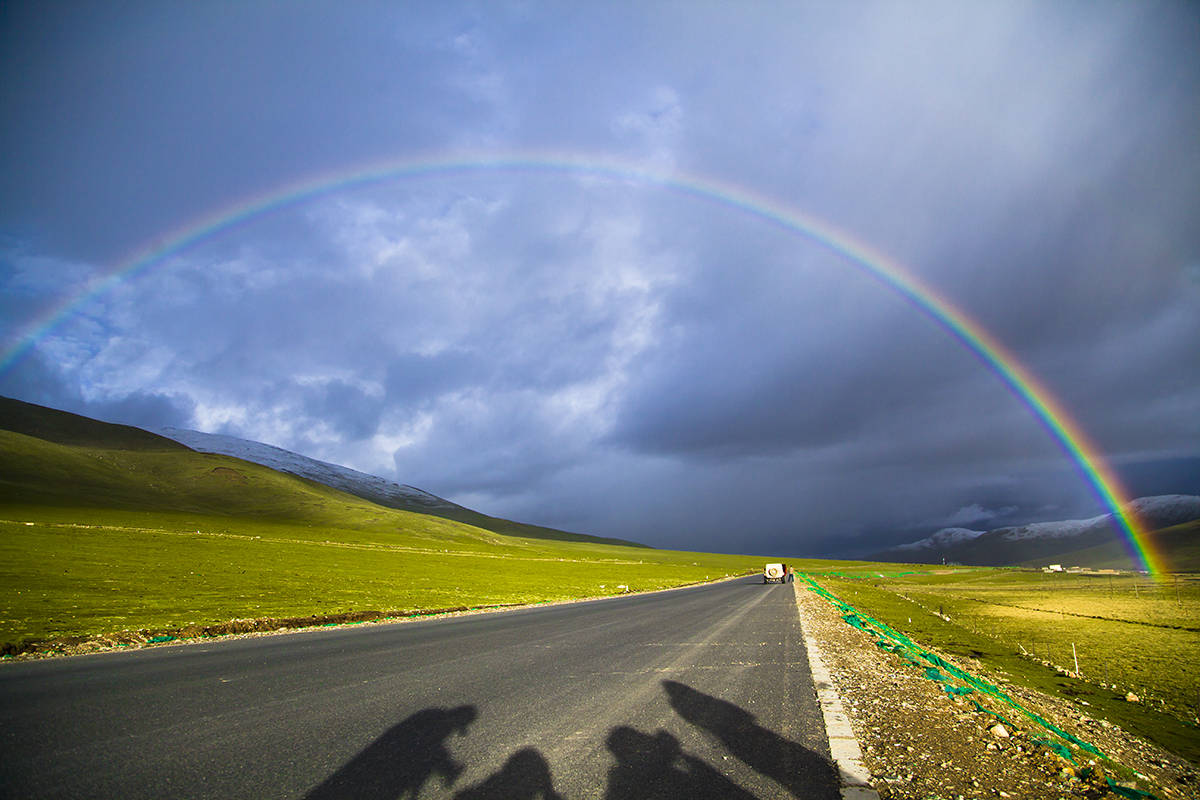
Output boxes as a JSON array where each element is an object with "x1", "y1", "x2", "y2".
[{"x1": 793, "y1": 582, "x2": 880, "y2": 800}]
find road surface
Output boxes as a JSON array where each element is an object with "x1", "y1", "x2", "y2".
[{"x1": 0, "y1": 576, "x2": 839, "y2": 799}]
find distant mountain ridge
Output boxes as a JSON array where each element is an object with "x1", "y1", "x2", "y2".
[
  {"x1": 893, "y1": 527, "x2": 984, "y2": 552},
  {"x1": 156, "y1": 426, "x2": 645, "y2": 547},
  {"x1": 158, "y1": 428, "x2": 459, "y2": 514},
  {"x1": 874, "y1": 495, "x2": 1200, "y2": 568},
  {"x1": 0, "y1": 397, "x2": 640, "y2": 548},
  {"x1": 0, "y1": 396, "x2": 188, "y2": 452}
]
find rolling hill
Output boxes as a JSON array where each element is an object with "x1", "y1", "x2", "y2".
[
  {"x1": 0, "y1": 396, "x2": 766, "y2": 650},
  {"x1": 1016, "y1": 516, "x2": 1200, "y2": 572},
  {"x1": 0, "y1": 396, "x2": 634, "y2": 546},
  {"x1": 156, "y1": 426, "x2": 644, "y2": 547},
  {"x1": 871, "y1": 495, "x2": 1200, "y2": 570},
  {"x1": 0, "y1": 396, "x2": 190, "y2": 452}
]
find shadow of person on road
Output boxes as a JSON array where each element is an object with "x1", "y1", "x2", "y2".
[
  {"x1": 453, "y1": 747, "x2": 563, "y2": 800},
  {"x1": 663, "y1": 680, "x2": 838, "y2": 798},
  {"x1": 305, "y1": 705, "x2": 477, "y2": 800},
  {"x1": 604, "y1": 726, "x2": 758, "y2": 800}
]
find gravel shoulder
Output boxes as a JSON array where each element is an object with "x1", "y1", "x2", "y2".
[{"x1": 795, "y1": 581, "x2": 1198, "y2": 800}]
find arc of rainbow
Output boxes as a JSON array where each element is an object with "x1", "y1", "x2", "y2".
[{"x1": 0, "y1": 152, "x2": 1162, "y2": 575}]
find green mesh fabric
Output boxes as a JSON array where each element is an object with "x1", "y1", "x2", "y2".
[{"x1": 1105, "y1": 777, "x2": 1160, "y2": 799}]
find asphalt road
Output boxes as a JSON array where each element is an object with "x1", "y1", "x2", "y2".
[{"x1": 0, "y1": 576, "x2": 839, "y2": 799}]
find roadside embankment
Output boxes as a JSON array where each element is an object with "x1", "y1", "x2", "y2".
[{"x1": 795, "y1": 578, "x2": 1197, "y2": 800}]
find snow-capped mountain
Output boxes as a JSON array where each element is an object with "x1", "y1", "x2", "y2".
[
  {"x1": 991, "y1": 495, "x2": 1200, "y2": 543},
  {"x1": 873, "y1": 494, "x2": 1200, "y2": 567},
  {"x1": 894, "y1": 527, "x2": 984, "y2": 552},
  {"x1": 158, "y1": 427, "x2": 461, "y2": 514},
  {"x1": 1125, "y1": 494, "x2": 1200, "y2": 524}
]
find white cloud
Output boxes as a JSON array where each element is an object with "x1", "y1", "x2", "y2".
[{"x1": 613, "y1": 86, "x2": 684, "y2": 167}]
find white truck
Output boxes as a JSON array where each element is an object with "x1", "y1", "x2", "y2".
[{"x1": 763, "y1": 563, "x2": 793, "y2": 583}]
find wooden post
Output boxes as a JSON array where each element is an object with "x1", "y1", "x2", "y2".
[{"x1": 1073, "y1": 642, "x2": 1080, "y2": 677}]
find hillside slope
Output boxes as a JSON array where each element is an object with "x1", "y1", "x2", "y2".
[
  {"x1": 0, "y1": 397, "x2": 639, "y2": 547},
  {"x1": 0, "y1": 396, "x2": 189, "y2": 451},
  {"x1": 1017, "y1": 517, "x2": 1200, "y2": 572},
  {"x1": 0, "y1": 397, "x2": 768, "y2": 649},
  {"x1": 0, "y1": 426, "x2": 509, "y2": 547},
  {"x1": 157, "y1": 425, "x2": 644, "y2": 547}
]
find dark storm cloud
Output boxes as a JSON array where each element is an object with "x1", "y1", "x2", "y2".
[
  {"x1": 0, "y1": 1, "x2": 501, "y2": 261},
  {"x1": 295, "y1": 379, "x2": 385, "y2": 442},
  {"x1": 1, "y1": 1, "x2": 1197, "y2": 554},
  {"x1": 384, "y1": 352, "x2": 482, "y2": 408},
  {"x1": 1117, "y1": 458, "x2": 1200, "y2": 500},
  {"x1": 0, "y1": 349, "x2": 194, "y2": 431}
]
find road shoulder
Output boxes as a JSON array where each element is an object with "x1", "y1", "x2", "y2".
[
  {"x1": 792, "y1": 578, "x2": 1196, "y2": 800},
  {"x1": 795, "y1": 581, "x2": 880, "y2": 800}
]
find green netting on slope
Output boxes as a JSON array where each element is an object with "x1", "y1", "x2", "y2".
[
  {"x1": 804, "y1": 575, "x2": 1167, "y2": 799},
  {"x1": 801, "y1": 574, "x2": 1105, "y2": 762},
  {"x1": 1105, "y1": 777, "x2": 1160, "y2": 799}
]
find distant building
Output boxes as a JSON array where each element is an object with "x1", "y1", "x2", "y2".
[{"x1": 1047, "y1": 564, "x2": 1063, "y2": 572}]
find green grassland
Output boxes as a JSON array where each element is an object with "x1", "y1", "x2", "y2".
[
  {"x1": 0, "y1": 402, "x2": 785, "y2": 649},
  {"x1": 808, "y1": 566, "x2": 1200, "y2": 764},
  {"x1": 0, "y1": 507, "x2": 769, "y2": 645}
]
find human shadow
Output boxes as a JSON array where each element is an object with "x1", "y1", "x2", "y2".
[
  {"x1": 453, "y1": 747, "x2": 563, "y2": 800},
  {"x1": 663, "y1": 680, "x2": 838, "y2": 798},
  {"x1": 603, "y1": 726, "x2": 757, "y2": 800},
  {"x1": 305, "y1": 705, "x2": 477, "y2": 800}
]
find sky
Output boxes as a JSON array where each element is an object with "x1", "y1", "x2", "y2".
[{"x1": 1, "y1": 1, "x2": 1198, "y2": 557}]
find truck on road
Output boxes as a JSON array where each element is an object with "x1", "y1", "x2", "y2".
[{"x1": 763, "y1": 563, "x2": 793, "y2": 583}]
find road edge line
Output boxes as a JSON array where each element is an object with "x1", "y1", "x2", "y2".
[{"x1": 793, "y1": 581, "x2": 880, "y2": 800}]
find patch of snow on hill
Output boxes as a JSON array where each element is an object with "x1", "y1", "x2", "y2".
[
  {"x1": 157, "y1": 427, "x2": 457, "y2": 512},
  {"x1": 994, "y1": 516, "x2": 1103, "y2": 542},
  {"x1": 896, "y1": 527, "x2": 984, "y2": 552},
  {"x1": 883, "y1": 495, "x2": 1200, "y2": 560},
  {"x1": 993, "y1": 495, "x2": 1200, "y2": 542},
  {"x1": 1125, "y1": 494, "x2": 1200, "y2": 525}
]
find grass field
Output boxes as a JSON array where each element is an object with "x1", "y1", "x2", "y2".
[
  {"x1": 0, "y1": 403, "x2": 870, "y2": 651},
  {"x1": 0, "y1": 405, "x2": 813, "y2": 649},
  {"x1": 0, "y1": 501, "x2": 785, "y2": 648},
  {"x1": 807, "y1": 565, "x2": 1200, "y2": 765}
]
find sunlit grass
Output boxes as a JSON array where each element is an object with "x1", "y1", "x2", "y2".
[
  {"x1": 813, "y1": 570, "x2": 1200, "y2": 765},
  {"x1": 0, "y1": 508, "x2": 774, "y2": 645}
]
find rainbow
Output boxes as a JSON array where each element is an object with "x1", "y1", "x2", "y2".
[{"x1": 0, "y1": 151, "x2": 1164, "y2": 575}]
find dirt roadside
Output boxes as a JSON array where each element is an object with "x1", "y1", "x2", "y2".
[{"x1": 795, "y1": 582, "x2": 1198, "y2": 800}]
